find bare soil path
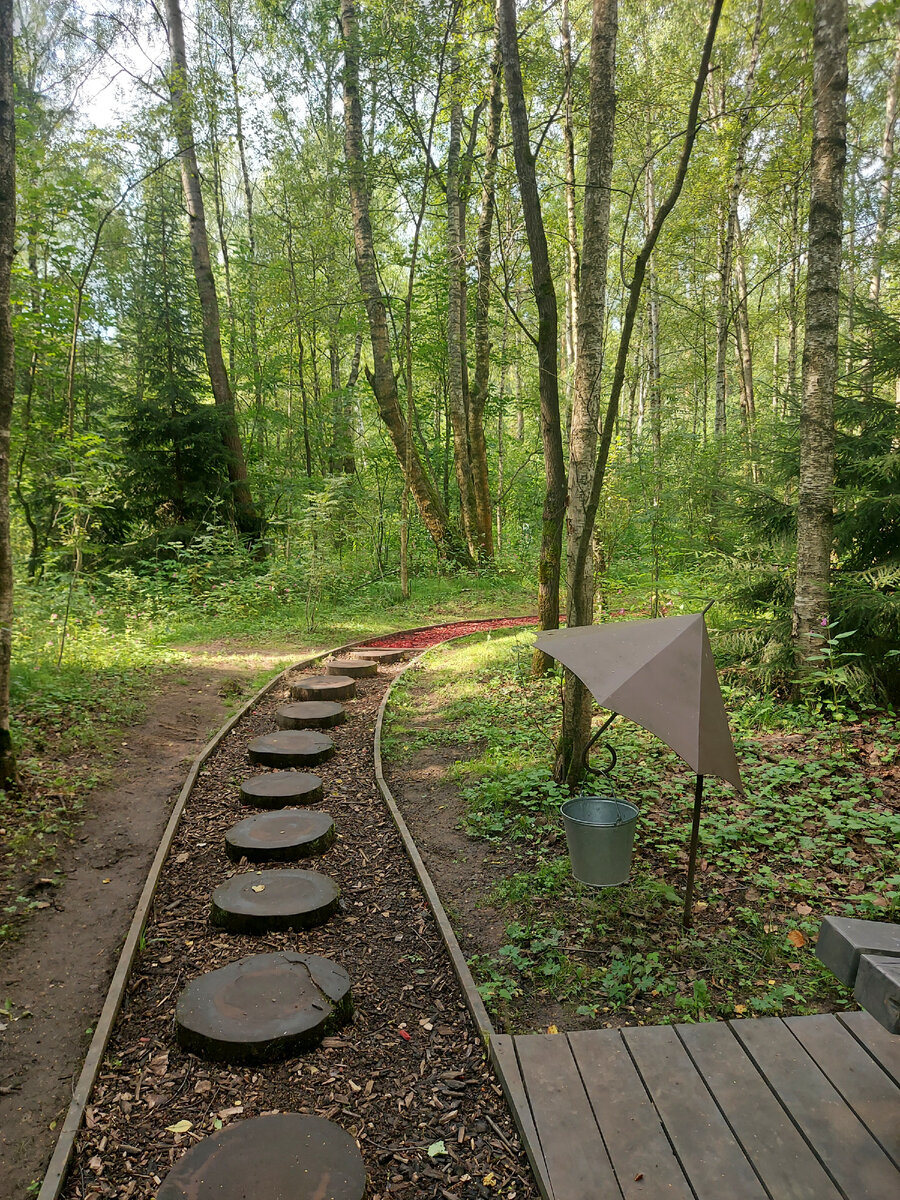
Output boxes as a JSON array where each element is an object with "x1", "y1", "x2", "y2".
[{"x1": 0, "y1": 646, "x2": 298, "y2": 1200}]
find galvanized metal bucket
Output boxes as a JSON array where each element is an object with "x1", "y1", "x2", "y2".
[{"x1": 560, "y1": 796, "x2": 639, "y2": 887}]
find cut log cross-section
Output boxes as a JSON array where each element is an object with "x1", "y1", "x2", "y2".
[
  {"x1": 239, "y1": 771, "x2": 324, "y2": 808},
  {"x1": 225, "y1": 809, "x2": 336, "y2": 862},
  {"x1": 291, "y1": 675, "x2": 357, "y2": 702},
  {"x1": 156, "y1": 1114, "x2": 366, "y2": 1200},
  {"x1": 175, "y1": 951, "x2": 352, "y2": 1064},
  {"x1": 276, "y1": 701, "x2": 346, "y2": 730},
  {"x1": 210, "y1": 868, "x2": 340, "y2": 933},
  {"x1": 353, "y1": 647, "x2": 407, "y2": 663},
  {"x1": 247, "y1": 730, "x2": 335, "y2": 769},
  {"x1": 326, "y1": 658, "x2": 377, "y2": 678}
]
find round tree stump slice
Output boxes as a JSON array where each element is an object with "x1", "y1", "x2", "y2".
[
  {"x1": 290, "y1": 674, "x2": 357, "y2": 702},
  {"x1": 239, "y1": 771, "x2": 323, "y2": 808},
  {"x1": 156, "y1": 1114, "x2": 366, "y2": 1200},
  {"x1": 247, "y1": 730, "x2": 335, "y2": 769},
  {"x1": 275, "y1": 700, "x2": 346, "y2": 730},
  {"x1": 225, "y1": 809, "x2": 335, "y2": 862},
  {"x1": 175, "y1": 951, "x2": 352, "y2": 1063},
  {"x1": 326, "y1": 657, "x2": 377, "y2": 679},
  {"x1": 353, "y1": 647, "x2": 407, "y2": 664},
  {"x1": 210, "y1": 868, "x2": 340, "y2": 933}
]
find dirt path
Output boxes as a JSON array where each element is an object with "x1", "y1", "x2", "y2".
[{"x1": 0, "y1": 649, "x2": 296, "y2": 1199}]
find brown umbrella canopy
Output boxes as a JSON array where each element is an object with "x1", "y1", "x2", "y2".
[{"x1": 535, "y1": 613, "x2": 743, "y2": 791}]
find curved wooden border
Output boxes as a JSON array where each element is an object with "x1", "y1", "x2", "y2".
[
  {"x1": 38, "y1": 616, "x2": 535, "y2": 1200},
  {"x1": 373, "y1": 649, "x2": 493, "y2": 1038},
  {"x1": 373, "y1": 630, "x2": 554, "y2": 1200}
]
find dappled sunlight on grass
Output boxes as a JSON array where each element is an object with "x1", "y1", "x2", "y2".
[{"x1": 383, "y1": 629, "x2": 900, "y2": 1032}]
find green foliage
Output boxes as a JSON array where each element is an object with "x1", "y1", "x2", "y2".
[{"x1": 389, "y1": 630, "x2": 898, "y2": 1028}]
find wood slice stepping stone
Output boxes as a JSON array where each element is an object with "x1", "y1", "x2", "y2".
[
  {"x1": 275, "y1": 700, "x2": 346, "y2": 730},
  {"x1": 354, "y1": 646, "x2": 407, "y2": 664},
  {"x1": 291, "y1": 674, "x2": 357, "y2": 701},
  {"x1": 156, "y1": 1113, "x2": 366, "y2": 1200},
  {"x1": 247, "y1": 729, "x2": 335, "y2": 768},
  {"x1": 225, "y1": 809, "x2": 335, "y2": 862},
  {"x1": 239, "y1": 771, "x2": 323, "y2": 808},
  {"x1": 210, "y1": 868, "x2": 340, "y2": 933},
  {"x1": 326, "y1": 657, "x2": 377, "y2": 678},
  {"x1": 175, "y1": 951, "x2": 352, "y2": 1063}
]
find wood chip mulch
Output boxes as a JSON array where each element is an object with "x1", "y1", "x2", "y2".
[{"x1": 60, "y1": 659, "x2": 539, "y2": 1200}]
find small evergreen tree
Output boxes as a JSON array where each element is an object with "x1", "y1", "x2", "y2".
[{"x1": 121, "y1": 169, "x2": 226, "y2": 529}]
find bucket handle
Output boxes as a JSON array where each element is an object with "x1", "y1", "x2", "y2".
[{"x1": 581, "y1": 712, "x2": 618, "y2": 780}]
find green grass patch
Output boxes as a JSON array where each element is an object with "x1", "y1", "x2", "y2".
[{"x1": 384, "y1": 629, "x2": 900, "y2": 1030}]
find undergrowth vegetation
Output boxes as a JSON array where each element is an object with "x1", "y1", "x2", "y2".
[
  {"x1": 383, "y1": 626, "x2": 900, "y2": 1031},
  {"x1": 1, "y1": 555, "x2": 533, "y2": 940}
]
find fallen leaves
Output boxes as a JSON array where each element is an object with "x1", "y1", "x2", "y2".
[
  {"x1": 165, "y1": 1120, "x2": 192, "y2": 1134},
  {"x1": 787, "y1": 929, "x2": 806, "y2": 948}
]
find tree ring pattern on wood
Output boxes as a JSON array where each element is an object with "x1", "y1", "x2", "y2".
[
  {"x1": 352, "y1": 647, "x2": 407, "y2": 663},
  {"x1": 239, "y1": 771, "x2": 324, "y2": 808},
  {"x1": 224, "y1": 809, "x2": 336, "y2": 862},
  {"x1": 156, "y1": 1113, "x2": 366, "y2": 1200},
  {"x1": 247, "y1": 730, "x2": 335, "y2": 768},
  {"x1": 175, "y1": 951, "x2": 352, "y2": 1063},
  {"x1": 290, "y1": 675, "x2": 357, "y2": 701},
  {"x1": 326, "y1": 657, "x2": 377, "y2": 678},
  {"x1": 210, "y1": 868, "x2": 340, "y2": 933},
  {"x1": 275, "y1": 700, "x2": 346, "y2": 730}
]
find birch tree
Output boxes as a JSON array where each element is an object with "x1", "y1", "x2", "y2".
[
  {"x1": 163, "y1": 0, "x2": 262, "y2": 541},
  {"x1": 792, "y1": 0, "x2": 848, "y2": 671},
  {"x1": 498, "y1": 0, "x2": 566, "y2": 670},
  {"x1": 0, "y1": 0, "x2": 15, "y2": 787}
]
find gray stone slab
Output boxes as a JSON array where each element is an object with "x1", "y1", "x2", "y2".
[
  {"x1": 854, "y1": 954, "x2": 900, "y2": 1036},
  {"x1": 816, "y1": 916, "x2": 900, "y2": 986}
]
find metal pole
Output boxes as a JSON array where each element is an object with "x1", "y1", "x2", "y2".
[{"x1": 682, "y1": 773, "x2": 704, "y2": 930}]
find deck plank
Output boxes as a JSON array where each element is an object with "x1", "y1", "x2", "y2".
[
  {"x1": 785, "y1": 1014, "x2": 900, "y2": 1167},
  {"x1": 514, "y1": 1033, "x2": 623, "y2": 1200},
  {"x1": 490, "y1": 1035, "x2": 555, "y2": 1200},
  {"x1": 677, "y1": 1020, "x2": 842, "y2": 1200},
  {"x1": 838, "y1": 1009, "x2": 900, "y2": 1087},
  {"x1": 622, "y1": 1025, "x2": 766, "y2": 1200},
  {"x1": 568, "y1": 1028, "x2": 692, "y2": 1200},
  {"x1": 733, "y1": 1017, "x2": 900, "y2": 1200}
]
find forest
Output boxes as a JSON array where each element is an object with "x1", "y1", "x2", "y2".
[
  {"x1": 2, "y1": 4, "x2": 900, "y2": 1195},
  {"x1": 0, "y1": 0, "x2": 899, "y2": 776}
]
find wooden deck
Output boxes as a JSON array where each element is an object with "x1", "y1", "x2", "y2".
[{"x1": 490, "y1": 1011, "x2": 900, "y2": 1200}]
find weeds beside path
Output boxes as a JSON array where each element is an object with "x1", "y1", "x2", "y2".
[
  {"x1": 383, "y1": 629, "x2": 900, "y2": 1035},
  {"x1": 0, "y1": 642, "x2": 303, "y2": 1198}
]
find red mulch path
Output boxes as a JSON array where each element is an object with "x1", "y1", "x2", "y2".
[
  {"x1": 59, "y1": 644, "x2": 538, "y2": 1200},
  {"x1": 361, "y1": 617, "x2": 537, "y2": 650}
]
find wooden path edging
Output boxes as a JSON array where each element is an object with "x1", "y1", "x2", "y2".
[
  {"x1": 38, "y1": 617, "x2": 535, "y2": 1200},
  {"x1": 373, "y1": 631, "x2": 556, "y2": 1200}
]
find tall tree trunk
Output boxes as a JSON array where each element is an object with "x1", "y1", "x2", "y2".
[
  {"x1": 469, "y1": 28, "x2": 502, "y2": 558},
  {"x1": 646, "y1": 159, "x2": 662, "y2": 470},
  {"x1": 0, "y1": 0, "x2": 16, "y2": 787},
  {"x1": 343, "y1": 333, "x2": 362, "y2": 473},
  {"x1": 340, "y1": 0, "x2": 467, "y2": 564},
  {"x1": 571, "y1": 0, "x2": 723, "y2": 612},
  {"x1": 733, "y1": 219, "x2": 759, "y2": 482},
  {"x1": 557, "y1": 0, "x2": 617, "y2": 786},
  {"x1": 163, "y1": 0, "x2": 262, "y2": 540},
  {"x1": 792, "y1": 0, "x2": 848, "y2": 673},
  {"x1": 498, "y1": 0, "x2": 566, "y2": 672},
  {"x1": 446, "y1": 66, "x2": 481, "y2": 558},
  {"x1": 562, "y1": 0, "x2": 580, "y2": 417},
  {"x1": 870, "y1": 15, "x2": 900, "y2": 304},
  {"x1": 223, "y1": 0, "x2": 263, "y2": 417},
  {"x1": 787, "y1": 175, "x2": 801, "y2": 406},
  {"x1": 712, "y1": 0, "x2": 764, "y2": 441}
]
